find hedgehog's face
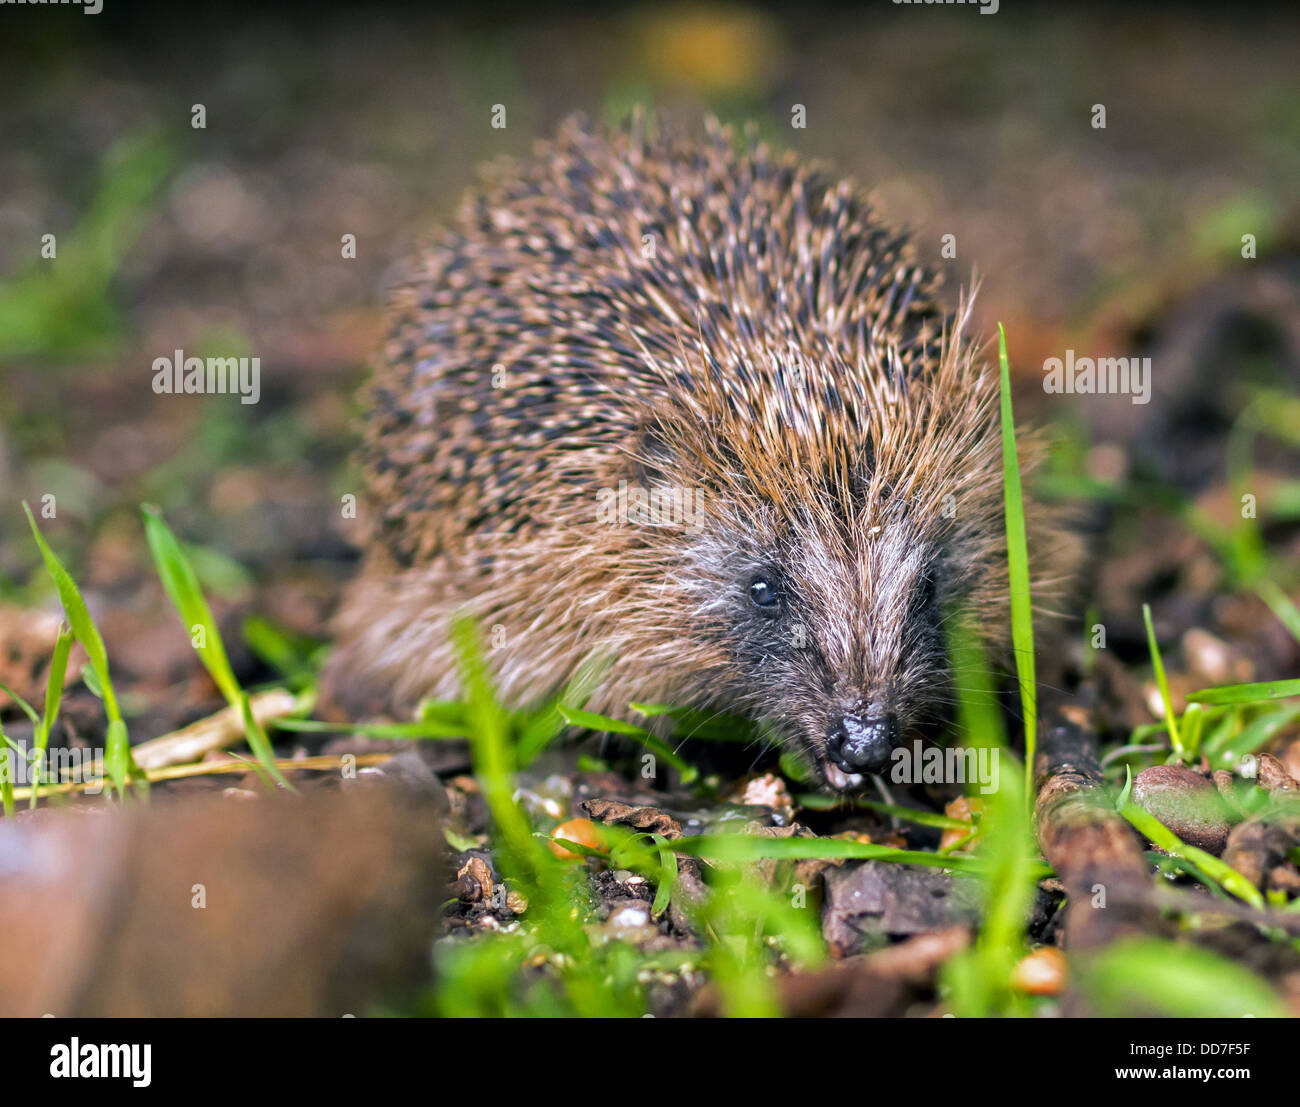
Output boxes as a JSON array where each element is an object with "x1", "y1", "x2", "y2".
[{"x1": 687, "y1": 502, "x2": 956, "y2": 791}]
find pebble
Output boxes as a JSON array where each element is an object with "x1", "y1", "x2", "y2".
[
  {"x1": 1132, "y1": 765, "x2": 1232, "y2": 854},
  {"x1": 1011, "y1": 947, "x2": 1067, "y2": 996}
]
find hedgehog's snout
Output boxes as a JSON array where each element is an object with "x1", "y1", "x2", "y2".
[{"x1": 825, "y1": 712, "x2": 900, "y2": 776}]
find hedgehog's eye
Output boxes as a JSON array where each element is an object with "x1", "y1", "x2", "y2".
[{"x1": 749, "y1": 577, "x2": 780, "y2": 610}]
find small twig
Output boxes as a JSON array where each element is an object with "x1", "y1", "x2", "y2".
[{"x1": 1033, "y1": 701, "x2": 1159, "y2": 949}]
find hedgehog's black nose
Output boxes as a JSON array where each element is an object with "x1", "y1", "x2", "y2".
[{"x1": 826, "y1": 713, "x2": 899, "y2": 775}]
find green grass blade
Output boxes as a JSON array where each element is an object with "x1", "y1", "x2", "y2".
[
  {"x1": 629, "y1": 702, "x2": 755, "y2": 742},
  {"x1": 1116, "y1": 764, "x2": 1133, "y2": 810},
  {"x1": 25, "y1": 504, "x2": 118, "y2": 719},
  {"x1": 1142, "y1": 603, "x2": 1183, "y2": 756},
  {"x1": 39, "y1": 623, "x2": 73, "y2": 750},
  {"x1": 558, "y1": 705, "x2": 699, "y2": 784},
  {"x1": 942, "y1": 591, "x2": 1038, "y2": 1016},
  {"x1": 142, "y1": 505, "x2": 240, "y2": 703},
  {"x1": 418, "y1": 699, "x2": 470, "y2": 724},
  {"x1": 0, "y1": 720, "x2": 16, "y2": 818},
  {"x1": 0, "y1": 682, "x2": 40, "y2": 726},
  {"x1": 556, "y1": 705, "x2": 650, "y2": 737},
  {"x1": 2, "y1": 623, "x2": 74, "y2": 807},
  {"x1": 238, "y1": 693, "x2": 289, "y2": 789},
  {"x1": 452, "y1": 616, "x2": 553, "y2": 895},
  {"x1": 141, "y1": 505, "x2": 289, "y2": 789},
  {"x1": 80, "y1": 662, "x2": 103, "y2": 699},
  {"x1": 241, "y1": 615, "x2": 324, "y2": 691},
  {"x1": 956, "y1": 763, "x2": 1037, "y2": 1016},
  {"x1": 271, "y1": 717, "x2": 470, "y2": 739},
  {"x1": 649, "y1": 833, "x2": 676, "y2": 920},
  {"x1": 996, "y1": 325, "x2": 1037, "y2": 802},
  {"x1": 103, "y1": 720, "x2": 134, "y2": 800},
  {"x1": 1186, "y1": 678, "x2": 1300, "y2": 706},
  {"x1": 24, "y1": 503, "x2": 139, "y2": 797},
  {"x1": 543, "y1": 834, "x2": 608, "y2": 860},
  {"x1": 1205, "y1": 705, "x2": 1300, "y2": 766},
  {"x1": 948, "y1": 607, "x2": 1007, "y2": 749}
]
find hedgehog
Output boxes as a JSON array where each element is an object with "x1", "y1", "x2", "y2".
[{"x1": 325, "y1": 114, "x2": 1076, "y2": 790}]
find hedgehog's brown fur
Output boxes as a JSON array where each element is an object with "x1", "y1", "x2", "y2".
[{"x1": 326, "y1": 114, "x2": 1078, "y2": 786}]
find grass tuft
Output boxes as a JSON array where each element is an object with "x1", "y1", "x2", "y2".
[
  {"x1": 24, "y1": 503, "x2": 143, "y2": 799},
  {"x1": 0, "y1": 623, "x2": 74, "y2": 809},
  {"x1": 940, "y1": 610, "x2": 1039, "y2": 1016}
]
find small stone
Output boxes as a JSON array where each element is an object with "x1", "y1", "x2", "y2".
[
  {"x1": 1011, "y1": 947, "x2": 1067, "y2": 996},
  {"x1": 1131, "y1": 765, "x2": 1232, "y2": 854},
  {"x1": 456, "y1": 856, "x2": 494, "y2": 903}
]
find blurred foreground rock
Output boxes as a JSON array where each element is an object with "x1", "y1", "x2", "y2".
[{"x1": 0, "y1": 784, "x2": 445, "y2": 1016}]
